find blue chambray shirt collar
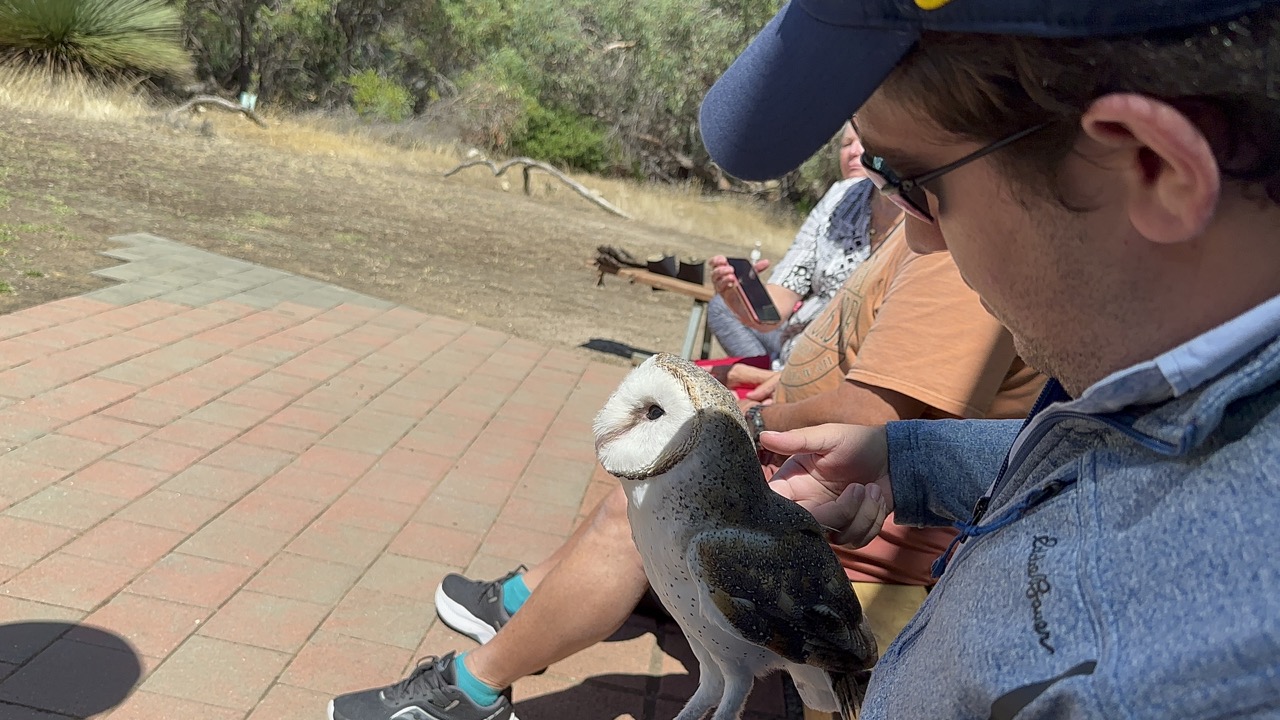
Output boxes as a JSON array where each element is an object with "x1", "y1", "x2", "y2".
[{"x1": 1059, "y1": 291, "x2": 1280, "y2": 416}]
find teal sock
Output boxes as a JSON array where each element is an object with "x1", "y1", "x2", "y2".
[
  {"x1": 454, "y1": 653, "x2": 501, "y2": 706},
  {"x1": 501, "y1": 573, "x2": 531, "y2": 616}
]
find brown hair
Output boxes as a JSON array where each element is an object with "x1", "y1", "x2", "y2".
[{"x1": 880, "y1": 6, "x2": 1280, "y2": 205}]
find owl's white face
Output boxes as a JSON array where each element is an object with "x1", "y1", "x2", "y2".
[{"x1": 594, "y1": 358, "x2": 699, "y2": 480}]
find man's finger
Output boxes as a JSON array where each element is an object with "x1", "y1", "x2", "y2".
[
  {"x1": 846, "y1": 487, "x2": 889, "y2": 548},
  {"x1": 811, "y1": 483, "x2": 888, "y2": 548},
  {"x1": 745, "y1": 384, "x2": 771, "y2": 401},
  {"x1": 758, "y1": 425, "x2": 846, "y2": 457},
  {"x1": 810, "y1": 484, "x2": 865, "y2": 537}
]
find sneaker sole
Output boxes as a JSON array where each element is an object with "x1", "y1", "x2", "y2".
[
  {"x1": 328, "y1": 697, "x2": 522, "y2": 720},
  {"x1": 435, "y1": 583, "x2": 498, "y2": 644}
]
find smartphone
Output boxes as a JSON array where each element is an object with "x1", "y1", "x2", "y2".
[{"x1": 726, "y1": 258, "x2": 782, "y2": 324}]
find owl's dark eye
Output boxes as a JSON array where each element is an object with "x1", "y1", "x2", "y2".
[{"x1": 645, "y1": 404, "x2": 665, "y2": 421}]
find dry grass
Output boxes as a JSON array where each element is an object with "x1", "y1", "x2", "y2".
[
  {"x1": 219, "y1": 111, "x2": 801, "y2": 258},
  {"x1": 589, "y1": 181, "x2": 799, "y2": 258},
  {"x1": 0, "y1": 65, "x2": 150, "y2": 121},
  {"x1": 0, "y1": 65, "x2": 800, "y2": 257}
]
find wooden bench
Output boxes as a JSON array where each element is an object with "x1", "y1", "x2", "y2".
[{"x1": 598, "y1": 265, "x2": 715, "y2": 360}]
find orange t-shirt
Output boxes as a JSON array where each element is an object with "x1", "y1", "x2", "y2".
[{"x1": 777, "y1": 228, "x2": 1045, "y2": 585}]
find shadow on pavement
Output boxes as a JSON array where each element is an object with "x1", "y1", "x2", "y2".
[
  {"x1": 514, "y1": 672, "x2": 664, "y2": 720},
  {"x1": 515, "y1": 613, "x2": 796, "y2": 720},
  {"x1": 0, "y1": 622, "x2": 142, "y2": 718},
  {"x1": 580, "y1": 338, "x2": 659, "y2": 362}
]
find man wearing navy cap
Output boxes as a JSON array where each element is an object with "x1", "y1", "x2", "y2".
[{"x1": 732, "y1": 0, "x2": 1280, "y2": 717}]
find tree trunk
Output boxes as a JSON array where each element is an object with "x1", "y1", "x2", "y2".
[{"x1": 236, "y1": 2, "x2": 254, "y2": 95}]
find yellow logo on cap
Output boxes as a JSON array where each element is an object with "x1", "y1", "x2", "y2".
[{"x1": 914, "y1": 0, "x2": 953, "y2": 8}]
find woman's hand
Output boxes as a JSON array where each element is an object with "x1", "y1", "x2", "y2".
[
  {"x1": 709, "y1": 255, "x2": 776, "y2": 330},
  {"x1": 709, "y1": 255, "x2": 771, "y2": 295},
  {"x1": 763, "y1": 424, "x2": 894, "y2": 549}
]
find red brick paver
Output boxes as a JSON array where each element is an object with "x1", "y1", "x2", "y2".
[{"x1": 0, "y1": 237, "x2": 791, "y2": 720}]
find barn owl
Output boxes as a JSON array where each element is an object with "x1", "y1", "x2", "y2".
[{"x1": 594, "y1": 353, "x2": 877, "y2": 720}]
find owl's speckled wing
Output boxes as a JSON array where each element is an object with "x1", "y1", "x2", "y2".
[{"x1": 687, "y1": 520, "x2": 876, "y2": 674}]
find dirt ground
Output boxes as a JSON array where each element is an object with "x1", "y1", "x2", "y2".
[{"x1": 0, "y1": 107, "x2": 792, "y2": 365}]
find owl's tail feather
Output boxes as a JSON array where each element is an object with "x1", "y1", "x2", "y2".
[{"x1": 831, "y1": 669, "x2": 871, "y2": 720}]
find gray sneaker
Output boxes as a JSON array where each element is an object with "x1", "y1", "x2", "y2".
[
  {"x1": 327, "y1": 652, "x2": 514, "y2": 720},
  {"x1": 434, "y1": 566, "x2": 525, "y2": 644}
]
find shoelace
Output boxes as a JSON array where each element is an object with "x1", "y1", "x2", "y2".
[
  {"x1": 384, "y1": 654, "x2": 456, "y2": 706},
  {"x1": 479, "y1": 565, "x2": 527, "y2": 606}
]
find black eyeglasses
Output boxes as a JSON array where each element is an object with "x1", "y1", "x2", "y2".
[{"x1": 860, "y1": 122, "x2": 1051, "y2": 223}]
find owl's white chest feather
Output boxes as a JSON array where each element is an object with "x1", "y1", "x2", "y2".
[{"x1": 625, "y1": 475, "x2": 777, "y2": 673}]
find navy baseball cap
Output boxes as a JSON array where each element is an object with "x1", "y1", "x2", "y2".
[{"x1": 700, "y1": 0, "x2": 1277, "y2": 180}]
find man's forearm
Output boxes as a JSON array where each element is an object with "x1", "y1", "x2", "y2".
[
  {"x1": 887, "y1": 419, "x2": 1022, "y2": 526},
  {"x1": 762, "y1": 378, "x2": 927, "y2": 431}
]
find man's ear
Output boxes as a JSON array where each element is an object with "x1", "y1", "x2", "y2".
[{"x1": 1079, "y1": 93, "x2": 1220, "y2": 244}]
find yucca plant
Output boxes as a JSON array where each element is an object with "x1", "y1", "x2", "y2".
[{"x1": 0, "y1": 0, "x2": 193, "y2": 79}]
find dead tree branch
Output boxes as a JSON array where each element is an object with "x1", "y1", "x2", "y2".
[
  {"x1": 443, "y1": 157, "x2": 632, "y2": 220},
  {"x1": 167, "y1": 95, "x2": 268, "y2": 128}
]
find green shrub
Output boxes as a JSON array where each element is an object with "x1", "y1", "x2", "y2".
[
  {"x1": 447, "y1": 50, "x2": 537, "y2": 150},
  {"x1": 0, "y1": 0, "x2": 192, "y2": 79},
  {"x1": 512, "y1": 103, "x2": 610, "y2": 173},
  {"x1": 346, "y1": 70, "x2": 413, "y2": 122}
]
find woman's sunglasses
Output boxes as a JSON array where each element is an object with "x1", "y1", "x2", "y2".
[{"x1": 860, "y1": 122, "x2": 1052, "y2": 223}]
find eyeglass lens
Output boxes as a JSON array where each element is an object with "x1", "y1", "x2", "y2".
[{"x1": 861, "y1": 157, "x2": 934, "y2": 222}]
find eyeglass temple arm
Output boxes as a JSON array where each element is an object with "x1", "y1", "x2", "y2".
[{"x1": 907, "y1": 122, "x2": 1054, "y2": 189}]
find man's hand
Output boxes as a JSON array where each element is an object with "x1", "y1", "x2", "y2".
[
  {"x1": 762, "y1": 424, "x2": 894, "y2": 548},
  {"x1": 709, "y1": 363, "x2": 776, "y2": 390},
  {"x1": 744, "y1": 372, "x2": 780, "y2": 402}
]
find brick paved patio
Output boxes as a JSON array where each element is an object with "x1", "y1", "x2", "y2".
[{"x1": 0, "y1": 234, "x2": 790, "y2": 719}]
